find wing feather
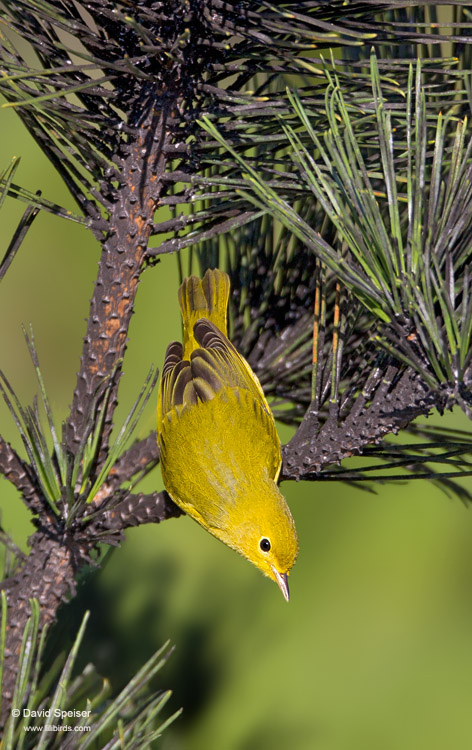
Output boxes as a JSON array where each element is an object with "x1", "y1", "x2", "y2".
[
  {"x1": 158, "y1": 318, "x2": 272, "y2": 433},
  {"x1": 193, "y1": 319, "x2": 271, "y2": 413}
]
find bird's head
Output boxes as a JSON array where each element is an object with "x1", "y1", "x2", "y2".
[{"x1": 216, "y1": 480, "x2": 298, "y2": 601}]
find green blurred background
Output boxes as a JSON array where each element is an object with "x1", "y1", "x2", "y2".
[{"x1": 2, "y1": 104, "x2": 472, "y2": 750}]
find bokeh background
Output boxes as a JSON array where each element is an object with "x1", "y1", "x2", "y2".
[{"x1": 2, "y1": 101, "x2": 472, "y2": 750}]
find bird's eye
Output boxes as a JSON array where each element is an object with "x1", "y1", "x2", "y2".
[{"x1": 259, "y1": 537, "x2": 271, "y2": 552}]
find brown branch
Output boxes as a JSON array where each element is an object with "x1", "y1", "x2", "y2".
[
  {"x1": 101, "y1": 490, "x2": 182, "y2": 531},
  {"x1": 86, "y1": 433, "x2": 160, "y2": 509},
  {"x1": 79, "y1": 490, "x2": 181, "y2": 544},
  {"x1": 1, "y1": 526, "x2": 89, "y2": 718},
  {"x1": 0, "y1": 437, "x2": 48, "y2": 517},
  {"x1": 64, "y1": 105, "x2": 177, "y2": 465},
  {"x1": 281, "y1": 367, "x2": 435, "y2": 480},
  {"x1": 106, "y1": 433, "x2": 160, "y2": 489}
]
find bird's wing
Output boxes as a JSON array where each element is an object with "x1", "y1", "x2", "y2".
[
  {"x1": 158, "y1": 321, "x2": 282, "y2": 483},
  {"x1": 158, "y1": 319, "x2": 271, "y2": 428},
  {"x1": 192, "y1": 319, "x2": 271, "y2": 413},
  {"x1": 157, "y1": 341, "x2": 183, "y2": 429}
]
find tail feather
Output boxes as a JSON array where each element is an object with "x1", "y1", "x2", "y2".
[{"x1": 178, "y1": 268, "x2": 230, "y2": 358}]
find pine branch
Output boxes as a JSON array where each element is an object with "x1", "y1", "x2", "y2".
[
  {"x1": 95, "y1": 432, "x2": 160, "y2": 496},
  {"x1": 64, "y1": 107, "x2": 174, "y2": 464},
  {"x1": 0, "y1": 528, "x2": 86, "y2": 710},
  {"x1": 282, "y1": 366, "x2": 434, "y2": 480},
  {"x1": 101, "y1": 491, "x2": 182, "y2": 532},
  {"x1": 0, "y1": 437, "x2": 46, "y2": 518}
]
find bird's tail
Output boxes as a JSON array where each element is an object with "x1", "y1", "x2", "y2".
[{"x1": 178, "y1": 268, "x2": 230, "y2": 358}]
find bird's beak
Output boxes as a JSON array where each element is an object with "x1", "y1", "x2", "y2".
[{"x1": 271, "y1": 565, "x2": 290, "y2": 602}]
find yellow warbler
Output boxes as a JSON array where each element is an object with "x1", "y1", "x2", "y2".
[{"x1": 157, "y1": 269, "x2": 298, "y2": 600}]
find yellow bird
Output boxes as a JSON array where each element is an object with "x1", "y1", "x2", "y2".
[{"x1": 157, "y1": 268, "x2": 298, "y2": 600}]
